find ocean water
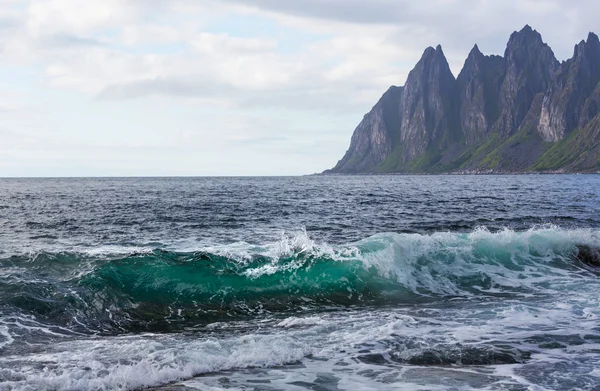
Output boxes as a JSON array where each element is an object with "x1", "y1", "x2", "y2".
[{"x1": 1, "y1": 175, "x2": 600, "y2": 391}]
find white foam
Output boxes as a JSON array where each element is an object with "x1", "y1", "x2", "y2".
[
  {"x1": 82, "y1": 245, "x2": 155, "y2": 256},
  {"x1": 5, "y1": 227, "x2": 600, "y2": 390},
  {"x1": 277, "y1": 316, "x2": 328, "y2": 328},
  {"x1": 0, "y1": 325, "x2": 14, "y2": 349},
  {"x1": 156, "y1": 226, "x2": 600, "y2": 293},
  {"x1": 0, "y1": 333, "x2": 311, "y2": 391},
  {"x1": 5, "y1": 299, "x2": 600, "y2": 390},
  {"x1": 355, "y1": 226, "x2": 600, "y2": 297}
]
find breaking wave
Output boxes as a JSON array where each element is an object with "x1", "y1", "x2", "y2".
[{"x1": 1, "y1": 226, "x2": 599, "y2": 332}]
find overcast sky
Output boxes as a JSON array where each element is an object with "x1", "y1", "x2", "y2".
[{"x1": 0, "y1": 0, "x2": 598, "y2": 176}]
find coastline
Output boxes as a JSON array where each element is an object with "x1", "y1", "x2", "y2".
[{"x1": 316, "y1": 170, "x2": 600, "y2": 175}]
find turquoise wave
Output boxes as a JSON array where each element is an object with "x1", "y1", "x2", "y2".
[{"x1": 1, "y1": 227, "x2": 598, "y2": 332}]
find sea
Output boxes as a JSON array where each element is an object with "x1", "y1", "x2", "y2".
[{"x1": 1, "y1": 175, "x2": 600, "y2": 391}]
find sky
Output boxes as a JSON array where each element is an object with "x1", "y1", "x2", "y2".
[{"x1": 0, "y1": 0, "x2": 599, "y2": 176}]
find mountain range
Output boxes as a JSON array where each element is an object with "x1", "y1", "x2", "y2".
[{"x1": 325, "y1": 25, "x2": 600, "y2": 174}]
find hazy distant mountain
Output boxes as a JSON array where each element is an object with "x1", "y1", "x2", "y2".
[{"x1": 325, "y1": 26, "x2": 600, "y2": 174}]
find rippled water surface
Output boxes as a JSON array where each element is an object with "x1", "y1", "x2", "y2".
[{"x1": 1, "y1": 176, "x2": 600, "y2": 390}]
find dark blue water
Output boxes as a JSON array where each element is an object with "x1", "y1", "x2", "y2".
[{"x1": 1, "y1": 176, "x2": 600, "y2": 390}]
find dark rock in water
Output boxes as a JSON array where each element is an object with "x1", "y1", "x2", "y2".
[
  {"x1": 393, "y1": 345, "x2": 530, "y2": 366},
  {"x1": 407, "y1": 350, "x2": 455, "y2": 366},
  {"x1": 356, "y1": 353, "x2": 390, "y2": 365},
  {"x1": 326, "y1": 25, "x2": 600, "y2": 174},
  {"x1": 576, "y1": 245, "x2": 600, "y2": 267}
]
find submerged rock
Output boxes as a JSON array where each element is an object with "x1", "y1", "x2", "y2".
[
  {"x1": 389, "y1": 345, "x2": 530, "y2": 366},
  {"x1": 576, "y1": 245, "x2": 600, "y2": 267}
]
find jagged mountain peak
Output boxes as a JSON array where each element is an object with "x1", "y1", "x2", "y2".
[
  {"x1": 456, "y1": 42, "x2": 505, "y2": 146},
  {"x1": 509, "y1": 24, "x2": 540, "y2": 41},
  {"x1": 420, "y1": 45, "x2": 447, "y2": 61},
  {"x1": 463, "y1": 44, "x2": 485, "y2": 68},
  {"x1": 496, "y1": 25, "x2": 558, "y2": 136},
  {"x1": 409, "y1": 44, "x2": 455, "y2": 85},
  {"x1": 422, "y1": 46, "x2": 436, "y2": 56},
  {"x1": 538, "y1": 30, "x2": 600, "y2": 142},
  {"x1": 505, "y1": 25, "x2": 551, "y2": 59},
  {"x1": 574, "y1": 32, "x2": 600, "y2": 58},
  {"x1": 469, "y1": 44, "x2": 482, "y2": 56},
  {"x1": 327, "y1": 26, "x2": 600, "y2": 174},
  {"x1": 501, "y1": 24, "x2": 558, "y2": 80},
  {"x1": 462, "y1": 45, "x2": 502, "y2": 69}
]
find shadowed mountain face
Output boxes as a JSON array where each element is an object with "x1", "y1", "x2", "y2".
[
  {"x1": 538, "y1": 32, "x2": 600, "y2": 142},
  {"x1": 456, "y1": 45, "x2": 503, "y2": 146},
  {"x1": 397, "y1": 45, "x2": 458, "y2": 163},
  {"x1": 326, "y1": 25, "x2": 600, "y2": 174}
]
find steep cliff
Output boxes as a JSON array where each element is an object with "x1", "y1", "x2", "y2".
[
  {"x1": 328, "y1": 86, "x2": 403, "y2": 173},
  {"x1": 397, "y1": 45, "x2": 458, "y2": 163},
  {"x1": 456, "y1": 45, "x2": 503, "y2": 145},
  {"x1": 330, "y1": 45, "x2": 458, "y2": 173},
  {"x1": 493, "y1": 25, "x2": 559, "y2": 137},
  {"x1": 326, "y1": 25, "x2": 600, "y2": 174},
  {"x1": 538, "y1": 32, "x2": 600, "y2": 142}
]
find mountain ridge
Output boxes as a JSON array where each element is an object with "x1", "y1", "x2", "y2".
[{"x1": 325, "y1": 26, "x2": 600, "y2": 174}]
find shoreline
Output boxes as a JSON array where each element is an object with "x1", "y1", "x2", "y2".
[{"x1": 316, "y1": 170, "x2": 600, "y2": 176}]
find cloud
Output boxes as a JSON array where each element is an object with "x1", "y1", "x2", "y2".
[
  {"x1": 5, "y1": 0, "x2": 596, "y2": 107},
  {"x1": 43, "y1": 33, "x2": 106, "y2": 48},
  {"x1": 98, "y1": 78, "x2": 236, "y2": 100},
  {"x1": 1, "y1": 0, "x2": 600, "y2": 175},
  {"x1": 222, "y1": 0, "x2": 409, "y2": 25},
  {"x1": 219, "y1": 0, "x2": 600, "y2": 62},
  {"x1": 0, "y1": 1, "x2": 407, "y2": 112},
  {"x1": 25, "y1": 0, "x2": 141, "y2": 35}
]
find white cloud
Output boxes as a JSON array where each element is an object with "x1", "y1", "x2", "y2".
[{"x1": 0, "y1": 0, "x2": 599, "y2": 175}]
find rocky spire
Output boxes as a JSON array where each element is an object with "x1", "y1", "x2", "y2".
[
  {"x1": 538, "y1": 31, "x2": 600, "y2": 141},
  {"x1": 326, "y1": 25, "x2": 600, "y2": 174},
  {"x1": 494, "y1": 25, "x2": 559, "y2": 136},
  {"x1": 398, "y1": 44, "x2": 458, "y2": 162},
  {"x1": 457, "y1": 44, "x2": 504, "y2": 145},
  {"x1": 327, "y1": 86, "x2": 403, "y2": 173}
]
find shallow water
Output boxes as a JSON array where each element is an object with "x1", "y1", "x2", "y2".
[{"x1": 1, "y1": 176, "x2": 600, "y2": 390}]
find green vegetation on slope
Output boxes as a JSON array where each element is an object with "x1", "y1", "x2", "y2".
[
  {"x1": 370, "y1": 121, "x2": 600, "y2": 173},
  {"x1": 531, "y1": 121, "x2": 600, "y2": 171}
]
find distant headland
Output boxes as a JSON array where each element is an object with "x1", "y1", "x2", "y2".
[{"x1": 325, "y1": 25, "x2": 600, "y2": 174}]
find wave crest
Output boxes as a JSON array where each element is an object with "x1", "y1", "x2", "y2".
[{"x1": 1, "y1": 226, "x2": 598, "y2": 332}]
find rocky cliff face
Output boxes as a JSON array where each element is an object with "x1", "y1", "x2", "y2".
[
  {"x1": 538, "y1": 32, "x2": 600, "y2": 142},
  {"x1": 398, "y1": 45, "x2": 458, "y2": 162},
  {"x1": 456, "y1": 45, "x2": 503, "y2": 145},
  {"x1": 330, "y1": 45, "x2": 457, "y2": 173},
  {"x1": 326, "y1": 25, "x2": 600, "y2": 174},
  {"x1": 493, "y1": 26, "x2": 559, "y2": 137},
  {"x1": 329, "y1": 86, "x2": 403, "y2": 173}
]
